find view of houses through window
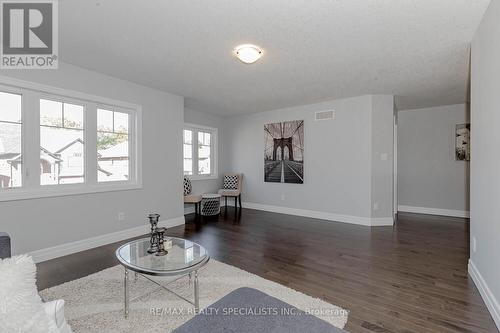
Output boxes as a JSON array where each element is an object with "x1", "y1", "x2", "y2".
[
  {"x1": 0, "y1": 84, "x2": 138, "y2": 195},
  {"x1": 0, "y1": 92, "x2": 22, "y2": 188},
  {"x1": 97, "y1": 109, "x2": 130, "y2": 182},
  {"x1": 40, "y1": 99, "x2": 85, "y2": 185}
]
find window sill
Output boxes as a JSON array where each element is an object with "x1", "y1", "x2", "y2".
[
  {"x1": 187, "y1": 175, "x2": 219, "y2": 181},
  {"x1": 0, "y1": 182, "x2": 142, "y2": 202}
]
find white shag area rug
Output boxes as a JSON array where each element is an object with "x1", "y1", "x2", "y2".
[{"x1": 40, "y1": 260, "x2": 348, "y2": 332}]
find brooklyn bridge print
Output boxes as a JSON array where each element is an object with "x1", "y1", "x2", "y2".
[{"x1": 264, "y1": 120, "x2": 304, "y2": 184}]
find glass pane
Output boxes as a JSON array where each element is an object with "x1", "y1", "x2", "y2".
[
  {"x1": 198, "y1": 158, "x2": 210, "y2": 175},
  {"x1": 40, "y1": 126, "x2": 84, "y2": 185},
  {"x1": 40, "y1": 99, "x2": 62, "y2": 127},
  {"x1": 183, "y1": 144, "x2": 192, "y2": 159},
  {"x1": 63, "y1": 103, "x2": 84, "y2": 129},
  {"x1": 198, "y1": 131, "x2": 211, "y2": 146},
  {"x1": 97, "y1": 133, "x2": 129, "y2": 182},
  {"x1": 199, "y1": 145, "x2": 210, "y2": 159},
  {"x1": 114, "y1": 112, "x2": 129, "y2": 134},
  {"x1": 0, "y1": 92, "x2": 22, "y2": 123},
  {"x1": 0, "y1": 122, "x2": 22, "y2": 188},
  {"x1": 183, "y1": 158, "x2": 192, "y2": 175},
  {"x1": 183, "y1": 130, "x2": 192, "y2": 144},
  {"x1": 97, "y1": 108, "x2": 113, "y2": 132}
]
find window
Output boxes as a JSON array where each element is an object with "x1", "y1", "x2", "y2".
[
  {"x1": 183, "y1": 124, "x2": 217, "y2": 179},
  {"x1": 40, "y1": 99, "x2": 85, "y2": 185},
  {"x1": 0, "y1": 91, "x2": 22, "y2": 189},
  {"x1": 183, "y1": 129, "x2": 193, "y2": 176},
  {"x1": 97, "y1": 109, "x2": 130, "y2": 182},
  {"x1": 0, "y1": 79, "x2": 141, "y2": 201}
]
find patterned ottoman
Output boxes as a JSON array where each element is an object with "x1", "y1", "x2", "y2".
[{"x1": 201, "y1": 193, "x2": 222, "y2": 216}]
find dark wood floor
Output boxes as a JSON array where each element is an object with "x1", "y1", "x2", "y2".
[{"x1": 37, "y1": 209, "x2": 498, "y2": 333}]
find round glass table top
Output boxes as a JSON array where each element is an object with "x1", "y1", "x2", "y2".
[{"x1": 116, "y1": 237, "x2": 209, "y2": 275}]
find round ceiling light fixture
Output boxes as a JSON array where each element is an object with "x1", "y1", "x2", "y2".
[{"x1": 234, "y1": 44, "x2": 263, "y2": 64}]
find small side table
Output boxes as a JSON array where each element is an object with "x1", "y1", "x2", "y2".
[{"x1": 201, "y1": 193, "x2": 221, "y2": 216}]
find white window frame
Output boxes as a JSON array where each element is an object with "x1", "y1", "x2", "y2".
[
  {"x1": 0, "y1": 76, "x2": 142, "y2": 202},
  {"x1": 183, "y1": 123, "x2": 218, "y2": 181}
]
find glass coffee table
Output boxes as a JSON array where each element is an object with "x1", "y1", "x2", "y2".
[{"x1": 116, "y1": 237, "x2": 210, "y2": 318}]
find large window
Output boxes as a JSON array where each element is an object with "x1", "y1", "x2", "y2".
[
  {"x1": 0, "y1": 80, "x2": 141, "y2": 201},
  {"x1": 183, "y1": 124, "x2": 217, "y2": 179}
]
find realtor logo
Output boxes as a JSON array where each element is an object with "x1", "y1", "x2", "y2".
[{"x1": 1, "y1": 0, "x2": 58, "y2": 69}]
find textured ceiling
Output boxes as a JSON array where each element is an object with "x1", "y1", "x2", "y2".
[{"x1": 59, "y1": 0, "x2": 490, "y2": 115}]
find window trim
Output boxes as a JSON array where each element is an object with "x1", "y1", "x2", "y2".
[
  {"x1": 183, "y1": 123, "x2": 218, "y2": 181},
  {"x1": 0, "y1": 76, "x2": 142, "y2": 202}
]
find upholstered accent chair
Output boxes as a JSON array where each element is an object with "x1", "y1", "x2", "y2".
[
  {"x1": 218, "y1": 173, "x2": 243, "y2": 210},
  {"x1": 183, "y1": 177, "x2": 202, "y2": 215}
]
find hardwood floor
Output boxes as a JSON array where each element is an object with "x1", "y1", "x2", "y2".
[{"x1": 37, "y1": 209, "x2": 498, "y2": 333}]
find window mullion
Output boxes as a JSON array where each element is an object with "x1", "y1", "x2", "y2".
[
  {"x1": 191, "y1": 130, "x2": 197, "y2": 176},
  {"x1": 23, "y1": 91, "x2": 40, "y2": 188},
  {"x1": 86, "y1": 103, "x2": 98, "y2": 184}
]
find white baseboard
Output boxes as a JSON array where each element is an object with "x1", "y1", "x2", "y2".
[
  {"x1": 371, "y1": 217, "x2": 395, "y2": 226},
  {"x1": 398, "y1": 205, "x2": 470, "y2": 218},
  {"x1": 468, "y1": 260, "x2": 500, "y2": 330},
  {"x1": 28, "y1": 216, "x2": 185, "y2": 263},
  {"x1": 242, "y1": 202, "x2": 393, "y2": 227}
]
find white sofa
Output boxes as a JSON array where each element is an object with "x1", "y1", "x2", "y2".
[{"x1": 0, "y1": 232, "x2": 71, "y2": 333}]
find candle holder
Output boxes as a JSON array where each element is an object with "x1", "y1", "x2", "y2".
[
  {"x1": 147, "y1": 213, "x2": 160, "y2": 254},
  {"x1": 155, "y1": 227, "x2": 168, "y2": 256}
]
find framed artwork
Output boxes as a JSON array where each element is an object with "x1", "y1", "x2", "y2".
[
  {"x1": 264, "y1": 120, "x2": 304, "y2": 184},
  {"x1": 455, "y1": 123, "x2": 470, "y2": 161}
]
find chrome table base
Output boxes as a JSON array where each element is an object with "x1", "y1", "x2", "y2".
[{"x1": 123, "y1": 267, "x2": 200, "y2": 318}]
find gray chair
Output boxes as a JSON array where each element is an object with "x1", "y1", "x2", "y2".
[{"x1": 0, "y1": 232, "x2": 11, "y2": 259}]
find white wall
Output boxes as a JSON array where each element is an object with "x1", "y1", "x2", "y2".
[
  {"x1": 470, "y1": 0, "x2": 500, "y2": 329},
  {"x1": 0, "y1": 62, "x2": 185, "y2": 256},
  {"x1": 397, "y1": 104, "x2": 470, "y2": 216},
  {"x1": 371, "y1": 95, "x2": 396, "y2": 220},
  {"x1": 183, "y1": 108, "x2": 226, "y2": 213},
  {"x1": 224, "y1": 95, "x2": 394, "y2": 226}
]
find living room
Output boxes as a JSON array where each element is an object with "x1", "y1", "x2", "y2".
[{"x1": 1, "y1": 1, "x2": 499, "y2": 332}]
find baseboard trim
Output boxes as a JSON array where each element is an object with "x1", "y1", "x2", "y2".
[
  {"x1": 371, "y1": 217, "x2": 395, "y2": 226},
  {"x1": 468, "y1": 259, "x2": 500, "y2": 330},
  {"x1": 242, "y1": 202, "x2": 393, "y2": 227},
  {"x1": 28, "y1": 216, "x2": 185, "y2": 263},
  {"x1": 398, "y1": 205, "x2": 470, "y2": 218}
]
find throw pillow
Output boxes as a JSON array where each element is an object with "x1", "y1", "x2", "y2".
[
  {"x1": 223, "y1": 175, "x2": 238, "y2": 190},
  {"x1": 0, "y1": 255, "x2": 60, "y2": 333},
  {"x1": 183, "y1": 177, "x2": 192, "y2": 196}
]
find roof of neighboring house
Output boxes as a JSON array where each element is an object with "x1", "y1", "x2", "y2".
[
  {"x1": 98, "y1": 141, "x2": 128, "y2": 159},
  {"x1": 8, "y1": 147, "x2": 63, "y2": 164},
  {"x1": 55, "y1": 138, "x2": 84, "y2": 154}
]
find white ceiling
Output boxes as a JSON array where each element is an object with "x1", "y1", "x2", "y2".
[{"x1": 59, "y1": 0, "x2": 490, "y2": 115}]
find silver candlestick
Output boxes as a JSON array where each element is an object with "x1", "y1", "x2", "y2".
[{"x1": 147, "y1": 213, "x2": 160, "y2": 254}]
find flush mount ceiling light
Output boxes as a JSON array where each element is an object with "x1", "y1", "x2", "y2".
[{"x1": 234, "y1": 44, "x2": 263, "y2": 64}]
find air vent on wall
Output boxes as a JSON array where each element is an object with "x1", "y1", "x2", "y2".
[{"x1": 315, "y1": 110, "x2": 335, "y2": 121}]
